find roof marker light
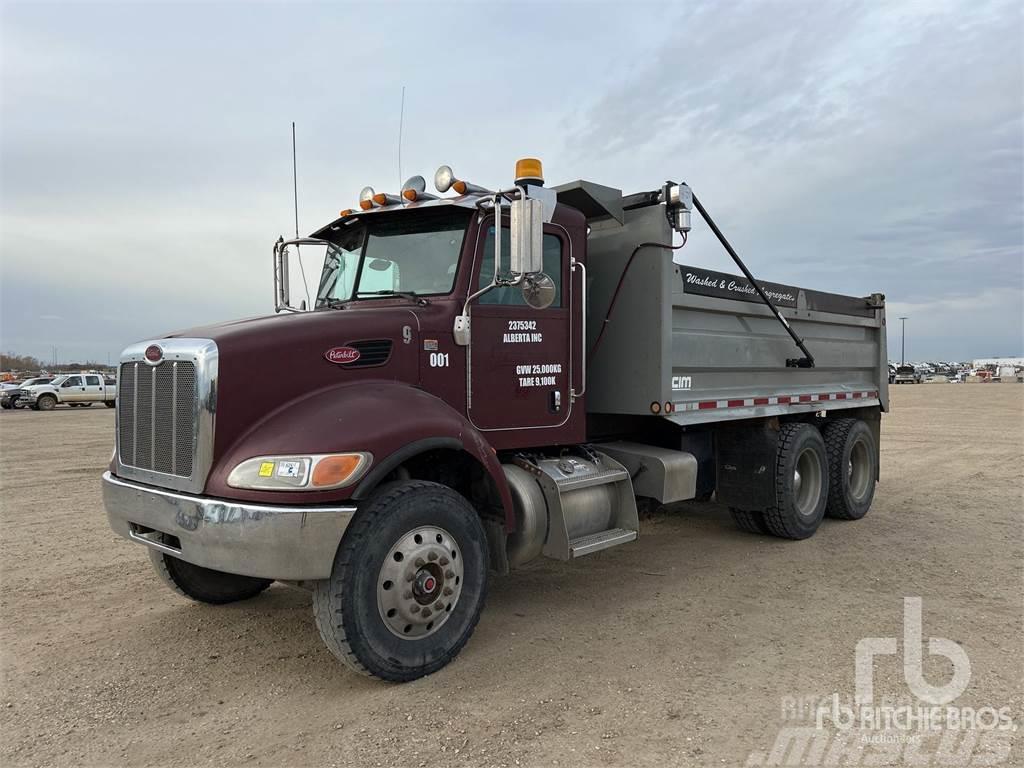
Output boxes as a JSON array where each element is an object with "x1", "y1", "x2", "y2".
[
  {"x1": 372, "y1": 192, "x2": 402, "y2": 206},
  {"x1": 401, "y1": 175, "x2": 438, "y2": 202},
  {"x1": 433, "y1": 165, "x2": 491, "y2": 195},
  {"x1": 358, "y1": 186, "x2": 375, "y2": 210}
]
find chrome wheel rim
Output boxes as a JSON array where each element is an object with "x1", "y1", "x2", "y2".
[
  {"x1": 793, "y1": 447, "x2": 822, "y2": 517},
  {"x1": 377, "y1": 525, "x2": 463, "y2": 639},
  {"x1": 848, "y1": 438, "x2": 871, "y2": 501}
]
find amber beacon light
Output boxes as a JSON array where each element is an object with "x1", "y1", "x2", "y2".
[{"x1": 514, "y1": 157, "x2": 544, "y2": 186}]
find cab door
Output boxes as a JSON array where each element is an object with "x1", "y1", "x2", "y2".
[
  {"x1": 83, "y1": 375, "x2": 104, "y2": 401},
  {"x1": 467, "y1": 220, "x2": 572, "y2": 432},
  {"x1": 61, "y1": 375, "x2": 85, "y2": 403}
]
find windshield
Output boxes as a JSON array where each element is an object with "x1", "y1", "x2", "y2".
[{"x1": 316, "y1": 210, "x2": 470, "y2": 308}]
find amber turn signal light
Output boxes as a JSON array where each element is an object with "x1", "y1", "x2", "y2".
[{"x1": 311, "y1": 454, "x2": 364, "y2": 488}]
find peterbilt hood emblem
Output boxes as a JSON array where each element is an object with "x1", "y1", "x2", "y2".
[
  {"x1": 324, "y1": 346, "x2": 361, "y2": 365},
  {"x1": 144, "y1": 344, "x2": 164, "y2": 364}
]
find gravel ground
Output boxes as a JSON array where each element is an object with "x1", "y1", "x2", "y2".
[{"x1": 1, "y1": 385, "x2": 1021, "y2": 767}]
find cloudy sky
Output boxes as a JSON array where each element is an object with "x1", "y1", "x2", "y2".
[{"x1": 1, "y1": 0, "x2": 1021, "y2": 364}]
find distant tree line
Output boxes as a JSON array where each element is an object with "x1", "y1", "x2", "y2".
[{"x1": 2, "y1": 351, "x2": 113, "y2": 373}]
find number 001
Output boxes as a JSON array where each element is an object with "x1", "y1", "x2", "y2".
[{"x1": 429, "y1": 352, "x2": 449, "y2": 368}]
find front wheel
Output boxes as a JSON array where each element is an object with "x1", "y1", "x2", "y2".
[
  {"x1": 36, "y1": 394, "x2": 57, "y2": 411},
  {"x1": 148, "y1": 550, "x2": 272, "y2": 604},
  {"x1": 312, "y1": 480, "x2": 489, "y2": 682}
]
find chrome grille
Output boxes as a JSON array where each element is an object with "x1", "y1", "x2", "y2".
[{"x1": 118, "y1": 361, "x2": 197, "y2": 478}]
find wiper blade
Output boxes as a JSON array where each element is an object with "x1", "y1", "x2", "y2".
[
  {"x1": 354, "y1": 290, "x2": 429, "y2": 305},
  {"x1": 320, "y1": 297, "x2": 347, "y2": 310}
]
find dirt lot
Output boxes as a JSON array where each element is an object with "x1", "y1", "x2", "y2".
[{"x1": 1, "y1": 386, "x2": 1021, "y2": 767}]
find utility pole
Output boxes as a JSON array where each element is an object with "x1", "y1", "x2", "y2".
[{"x1": 898, "y1": 316, "x2": 908, "y2": 365}]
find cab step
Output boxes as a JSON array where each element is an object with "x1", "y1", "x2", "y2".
[{"x1": 569, "y1": 528, "x2": 637, "y2": 558}]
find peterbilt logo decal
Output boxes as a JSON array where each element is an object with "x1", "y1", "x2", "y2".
[
  {"x1": 324, "y1": 346, "x2": 361, "y2": 365},
  {"x1": 144, "y1": 344, "x2": 164, "y2": 365}
]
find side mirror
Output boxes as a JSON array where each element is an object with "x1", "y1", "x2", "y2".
[
  {"x1": 274, "y1": 236, "x2": 326, "y2": 313},
  {"x1": 510, "y1": 197, "x2": 544, "y2": 275}
]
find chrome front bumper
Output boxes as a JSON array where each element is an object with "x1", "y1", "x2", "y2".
[{"x1": 102, "y1": 471, "x2": 356, "y2": 580}]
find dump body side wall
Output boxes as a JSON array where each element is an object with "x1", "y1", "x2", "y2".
[
  {"x1": 583, "y1": 203, "x2": 888, "y2": 426},
  {"x1": 665, "y1": 285, "x2": 887, "y2": 426}
]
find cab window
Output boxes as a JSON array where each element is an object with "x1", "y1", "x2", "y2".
[
  {"x1": 63, "y1": 376, "x2": 82, "y2": 388},
  {"x1": 86, "y1": 375, "x2": 101, "y2": 386},
  {"x1": 477, "y1": 226, "x2": 562, "y2": 307}
]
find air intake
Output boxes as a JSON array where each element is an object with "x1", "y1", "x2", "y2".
[{"x1": 346, "y1": 339, "x2": 393, "y2": 367}]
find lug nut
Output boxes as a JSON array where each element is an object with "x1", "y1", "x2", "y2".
[
  {"x1": 403, "y1": 590, "x2": 413, "y2": 600},
  {"x1": 443, "y1": 587, "x2": 453, "y2": 596},
  {"x1": 428, "y1": 551, "x2": 438, "y2": 561},
  {"x1": 405, "y1": 572, "x2": 415, "y2": 582},
  {"x1": 421, "y1": 608, "x2": 431, "y2": 618},
  {"x1": 410, "y1": 605, "x2": 420, "y2": 614},
  {"x1": 415, "y1": 557, "x2": 426, "y2": 568},
  {"x1": 439, "y1": 557, "x2": 449, "y2": 566},
  {"x1": 445, "y1": 570, "x2": 455, "y2": 579},
  {"x1": 435, "y1": 602, "x2": 444, "y2": 611}
]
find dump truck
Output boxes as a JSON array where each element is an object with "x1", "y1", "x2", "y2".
[{"x1": 103, "y1": 158, "x2": 888, "y2": 681}]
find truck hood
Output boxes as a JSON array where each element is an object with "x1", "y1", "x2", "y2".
[{"x1": 160, "y1": 306, "x2": 424, "y2": 459}]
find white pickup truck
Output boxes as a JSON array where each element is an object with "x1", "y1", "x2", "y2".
[{"x1": 21, "y1": 373, "x2": 117, "y2": 411}]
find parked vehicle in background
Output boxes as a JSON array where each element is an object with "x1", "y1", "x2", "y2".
[
  {"x1": 21, "y1": 374, "x2": 116, "y2": 410},
  {"x1": 1, "y1": 377, "x2": 54, "y2": 409},
  {"x1": 888, "y1": 364, "x2": 896, "y2": 384},
  {"x1": 893, "y1": 365, "x2": 921, "y2": 384}
]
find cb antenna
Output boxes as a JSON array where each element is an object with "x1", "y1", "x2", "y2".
[
  {"x1": 290, "y1": 121, "x2": 310, "y2": 308},
  {"x1": 397, "y1": 85, "x2": 405, "y2": 189},
  {"x1": 292, "y1": 121, "x2": 299, "y2": 238}
]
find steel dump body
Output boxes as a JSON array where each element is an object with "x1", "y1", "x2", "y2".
[{"x1": 581, "y1": 199, "x2": 888, "y2": 425}]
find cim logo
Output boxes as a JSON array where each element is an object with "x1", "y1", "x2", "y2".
[
  {"x1": 672, "y1": 375, "x2": 692, "y2": 390},
  {"x1": 324, "y1": 346, "x2": 361, "y2": 365}
]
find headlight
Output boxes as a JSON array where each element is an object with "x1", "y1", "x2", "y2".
[{"x1": 227, "y1": 452, "x2": 372, "y2": 491}]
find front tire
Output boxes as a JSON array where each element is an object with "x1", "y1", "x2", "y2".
[
  {"x1": 37, "y1": 394, "x2": 57, "y2": 411},
  {"x1": 762, "y1": 423, "x2": 829, "y2": 540},
  {"x1": 148, "y1": 550, "x2": 272, "y2": 604},
  {"x1": 822, "y1": 418, "x2": 877, "y2": 520},
  {"x1": 313, "y1": 480, "x2": 489, "y2": 682}
]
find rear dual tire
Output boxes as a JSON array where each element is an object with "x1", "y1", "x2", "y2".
[
  {"x1": 762, "y1": 423, "x2": 830, "y2": 540},
  {"x1": 729, "y1": 419, "x2": 878, "y2": 538},
  {"x1": 821, "y1": 418, "x2": 877, "y2": 520}
]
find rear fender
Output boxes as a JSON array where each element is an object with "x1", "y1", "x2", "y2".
[{"x1": 207, "y1": 380, "x2": 515, "y2": 527}]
